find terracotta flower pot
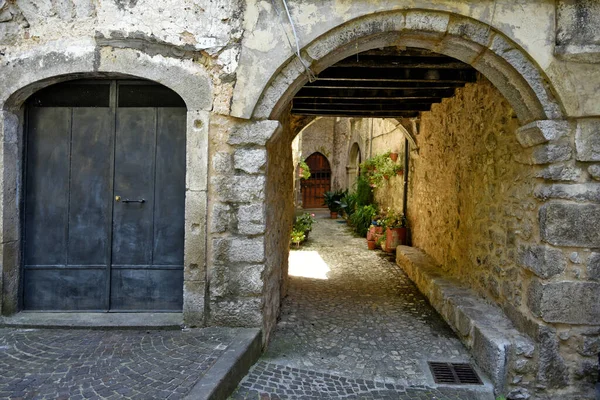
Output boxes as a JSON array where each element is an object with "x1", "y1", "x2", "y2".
[
  {"x1": 385, "y1": 227, "x2": 407, "y2": 253},
  {"x1": 330, "y1": 212, "x2": 338, "y2": 219},
  {"x1": 390, "y1": 152, "x2": 399, "y2": 162},
  {"x1": 367, "y1": 240, "x2": 376, "y2": 250}
]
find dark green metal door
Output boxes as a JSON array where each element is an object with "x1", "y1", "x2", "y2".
[{"x1": 23, "y1": 80, "x2": 186, "y2": 311}]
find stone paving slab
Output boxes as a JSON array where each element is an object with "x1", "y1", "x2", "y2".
[
  {"x1": 0, "y1": 313, "x2": 183, "y2": 330},
  {"x1": 233, "y1": 361, "x2": 490, "y2": 399},
  {"x1": 231, "y1": 215, "x2": 494, "y2": 399},
  {"x1": 0, "y1": 326, "x2": 245, "y2": 399}
]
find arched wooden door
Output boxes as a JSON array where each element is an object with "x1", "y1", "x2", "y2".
[{"x1": 301, "y1": 152, "x2": 331, "y2": 208}]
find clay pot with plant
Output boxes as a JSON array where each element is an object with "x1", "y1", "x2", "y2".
[
  {"x1": 383, "y1": 208, "x2": 408, "y2": 253},
  {"x1": 323, "y1": 189, "x2": 346, "y2": 219}
]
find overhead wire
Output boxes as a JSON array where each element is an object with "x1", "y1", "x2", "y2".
[{"x1": 272, "y1": 0, "x2": 317, "y2": 83}]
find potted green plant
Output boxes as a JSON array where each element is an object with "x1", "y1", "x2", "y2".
[
  {"x1": 323, "y1": 189, "x2": 345, "y2": 219},
  {"x1": 335, "y1": 192, "x2": 357, "y2": 221},
  {"x1": 290, "y1": 212, "x2": 315, "y2": 247},
  {"x1": 359, "y1": 152, "x2": 403, "y2": 188},
  {"x1": 383, "y1": 208, "x2": 407, "y2": 253},
  {"x1": 298, "y1": 159, "x2": 311, "y2": 180}
]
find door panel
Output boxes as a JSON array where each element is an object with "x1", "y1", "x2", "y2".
[
  {"x1": 24, "y1": 107, "x2": 111, "y2": 310},
  {"x1": 110, "y1": 269, "x2": 183, "y2": 311},
  {"x1": 153, "y1": 108, "x2": 186, "y2": 265},
  {"x1": 24, "y1": 108, "x2": 71, "y2": 267},
  {"x1": 68, "y1": 108, "x2": 113, "y2": 265},
  {"x1": 111, "y1": 108, "x2": 156, "y2": 267},
  {"x1": 23, "y1": 269, "x2": 107, "y2": 311}
]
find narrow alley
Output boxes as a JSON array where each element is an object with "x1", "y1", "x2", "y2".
[{"x1": 231, "y1": 212, "x2": 494, "y2": 399}]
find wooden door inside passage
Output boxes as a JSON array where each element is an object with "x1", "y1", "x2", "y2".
[
  {"x1": 301, "y1": 152, "x2": 331, "y2": 208},
  {"x1": 22, "y1": 80, "x2": 186, "y2": 311}
]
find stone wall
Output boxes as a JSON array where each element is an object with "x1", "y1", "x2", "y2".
[
  {"x1": 400, "y1": 76, "x2": 600, "y2": 398},
  {"x1": 369, "y1": 120, "x2": 407, "y2": 213},
  {"x1": 206, "y1": 116, "x2": 277, "y2": 332},
  {"x1": 263, "y1": 114, "x2": 294, "y2": 342}
]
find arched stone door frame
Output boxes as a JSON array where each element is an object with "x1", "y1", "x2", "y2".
[
  {"x1": 0, "y1": 45, "x2": 211, "y2": 326},
  {"x1": 347, "y1": 143, "x2": 362, "y2": 190}
]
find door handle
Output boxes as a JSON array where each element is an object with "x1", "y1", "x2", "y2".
[{"x1": 115, "y1": 196, "x2": 145, "y2": 204}]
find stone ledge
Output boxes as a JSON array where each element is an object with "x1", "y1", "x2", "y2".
[{"x1": 396, "y1": 246, "x2": 535, "y2": 395}]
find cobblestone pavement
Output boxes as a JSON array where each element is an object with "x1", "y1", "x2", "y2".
[
  {"x1": 232, "y1": 213, "x2": 489, "y2": 399},
  {"x1": 0, "y1": 327, "x2": 238, "y2": 399}
]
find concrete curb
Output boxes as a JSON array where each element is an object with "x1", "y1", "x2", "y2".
[{"x1": 185, "y1": 328, "x2": 262, "y2": 400}]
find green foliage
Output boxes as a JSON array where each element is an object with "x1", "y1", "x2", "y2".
[
  {"x1": 354, "y1": 175, "x2": 373, "y2": 207},
  {"x1": 382, "y1": 207, "x2": 407, "y2": 228},
  {"x1": 323, "y1": 189, "x2": 346, "y2": 212},
  {"x1": 336, "y1": 192, "x2": 357, "y2": 219},
  {"x1": 298, "y1": 159, "x2": 311, "y2": 180},
  {"x1": 294, "y1": 212, "x2": 314, "y2": 233},
  {"x1": 350, "y1": 204, "x2": 378, "y2": 237},
  {"x1": 290, "y1": 230, "x2": 305, "y2": 247},
  {"x1": 360, "y1": 151, "x2": 403, "y2": 188},
  {"x1": 290, "y1": 212, "x2": 315, "y2": 247}
]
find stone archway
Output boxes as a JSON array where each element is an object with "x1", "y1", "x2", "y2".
[
  {"x1": 0, "y1": 46, "x2": 212, "y2": 327},
  {"x1": 247, "y1": 9, "x2": 586, "y2": 398}
]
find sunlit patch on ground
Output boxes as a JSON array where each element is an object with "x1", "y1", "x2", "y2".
[{"x1": 288, "y1": 250, "x2": 330, "y2": 280}]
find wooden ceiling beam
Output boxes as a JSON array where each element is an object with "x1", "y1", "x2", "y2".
[
  {"x1": 291, "y1": 103, "x2": 432, "y2": 111},
  {"x1": 295, "y1": 87, "x2": 455, "y2": 98},
  {"x1": 317, "y1": 68, "x2": 477, "y2": 81},
  {"x1": 291, "y1": 110, "x2": 420, "y2": 118}
]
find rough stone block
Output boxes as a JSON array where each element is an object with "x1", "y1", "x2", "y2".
[
  {"x1": 212, "y1": 152, "x2": 233, "y2": 174},
  {"x1": 210, "y1": 263, "x2": 264, "y2": 298},
  {"x1": 446, "y1": 17, "x2": 491, "y2": 47},
  {"x1": 183, "y1": 280, "x2": 205, "y2": 327},
  {"x1": 540, "y1": 203, "x2": 600, "y2": 247},
  {"x1": 238, "y1": 203, "x2": 266, "y2": 235},
  {"x1": 575, "y1": 119, "x2": 600, "y2": 161},
  {"x1": 589, "y1": 165, "x2": 600, "y2": 181},
  {"x1": 234, "y1": 148, "x2": 266, "y2": 174},
  {"x1": 588, "y1": 252, "x2": 600, "y2": 281},
  {"x1": 534, "y1": 183, "x2": 600, "y2": 202},
  {"x1": 536, "y1": 325, "x2": 569, "y2": 388},
  {"x1": 472, "y1": 325, "x2": 509, "y2": 392},
  {"x1": 531, "y1": 143, "x2": 572, "y2": 164},
  {"x1": 228, "y1": 120, "x2": 281, "y2": 146},
  {"x1": 517, "y1": 244, "x2": 566, "y2": 279},
  {"x1": 209, "y1": 297, "x2": 262, "y2": 327},
  {"x1": 516, "y1": 120, "x2": 570, "y2": 148},
  {"x1": 210, "y1": 202, "x2": 232, "y2": 233},
  {"x1": 184, "y1": 190, "x2": 207, "y2": 269},
  {"x1": 535, "y1": 164, "x2": 582, "y2": 182},
  {"x1": 185, "y1": 110, "x2": 209, "y2": 191},
  {"x1": 405, "y1": 11, "x2": 449, "y2": 34},
  {"x1": 212, "y1": 175, "x2": 265, "y2": 202},
  {"x1": 229, "y1": 237, "x2": 265, "y2": 263},
  {"x1": 528, "y1": 279, "x2": 600, "y2": 324}
]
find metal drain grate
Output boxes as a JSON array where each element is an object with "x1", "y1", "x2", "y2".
[{"x1": 428, "y1": 362, "x2": 483, "y2": 385}]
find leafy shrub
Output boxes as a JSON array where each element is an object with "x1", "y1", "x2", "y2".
[
  {"x1": 350, "y1": 204, "x2": 378, "y2": 237},
  {"x1": 354, "y1": 175, "x2": 373, "y2": 207},
  {"x1": 323, "y1": 189, "x2": 346, "y2": 212}
]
